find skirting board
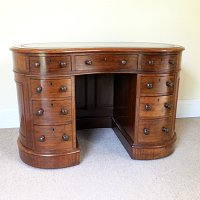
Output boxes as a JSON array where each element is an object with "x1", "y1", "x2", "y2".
[
  {"x1": 0, "y1": 99, "x2": 200, "y2": 128},
  {"x1": 176, "y1": 99, "x2": 200, "y2": 118}
]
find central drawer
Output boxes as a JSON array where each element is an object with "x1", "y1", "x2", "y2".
[
  {"x1": 32, "y1": 99, "x2": 72, "y2": 125},
  {"x1": 74, "y1": 54, "x2": 138, "y2": 71}
]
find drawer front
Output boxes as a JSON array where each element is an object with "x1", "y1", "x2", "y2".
[
  {"x1": 34, "y1": 124, "x2": 73, "y2": 153},
  {"x1": 74, "y1": 54, "x2": 138, "y2": 71},
  {"x1": 140, "y1": 75, "x2": 175, "y2": 95},
  {"x1": 32, "y1": 99, "x2": 72, "y2": 125},
  {"x1": 141, "y1": 54, "x2": 178, "y2": 72},
  {"x1": 139, "y1": 95, "x2": 174, "y2": 118},
  {"x1": 29, "y1": 56, "x2": 71, "y2": 74},
  {"x1": 31, "y1": 78, "x2": 71, "y2": 98},
  {"x1": 138, "y1": 118, "x2": 172, "y2": 144}
]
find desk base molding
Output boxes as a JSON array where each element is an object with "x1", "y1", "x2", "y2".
[
  {"x1": 112, "y1": 119, "x2": 176, "y2": 160},
  {"x1": 17, "y1": 138, "x2": 80, "y2": 169}
]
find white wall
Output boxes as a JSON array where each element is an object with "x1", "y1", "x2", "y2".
[{"x1": 0, "y1": 0, "x2": 200, "y2": 128}]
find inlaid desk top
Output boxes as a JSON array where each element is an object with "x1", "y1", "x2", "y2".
[{"x1": 11, "y1": 42, "x2": 184, "y2": 53}]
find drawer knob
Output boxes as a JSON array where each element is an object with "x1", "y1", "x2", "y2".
[
  {"x1": 143, "y1": 128, "x2": 150, "y2": 135},
  {"x1": 60, "y1": 86, "x2": 67, "y2": 92},
  {"x1": 36, "y1": 86, "x2": 42, "y2": 93},
  {"x1": 166, "y1": 81, "x2": 174, "y2": 88},
  {"x1": 38, "y1": 135, "x2": 45, "y2": 142},
  {"x1": 148, "y1": 60, "x2": 154, "y2": 65},
  {"x1": 60, "y1": 108, "x2": 68, "y2": 115},
  {"x1": 146, "y1": 82, "x2": 153, "y2": 89},
  {"x1": 169, "y1": 60, "x2": 175, "y2": 65},
  {"x1": 34, "y1": 62, "x2": 40, "y2": 67},
  {"x1": 121, "y1": 60, "x2": 127, "y2": 65},
  {"x1": 164, "y1": 103, "x2": 172, "y2": 109},
  {"x1": 145, "y1": 104, "x2": 151, "y2": 111},
  {"x1": 85, "y1": 60, "x2": 92, "y2": 65},
  {"x1": 62, "y1": 134, "x2": 69, "y2": 141},
  {"x1": 60, "y1": 61, "x2": 67, "y2": 68},
  {"x1": 36, "y1": 108, "x2": 44, "y2": 116},
  {"x1": 162, "y1": 127, "x2": 169, "y2": 134}
]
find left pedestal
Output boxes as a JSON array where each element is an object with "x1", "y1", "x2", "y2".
[{"x1": 13, "y1": 52, "x2": 80, "y2": 168}]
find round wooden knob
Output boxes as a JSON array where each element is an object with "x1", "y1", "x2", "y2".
[
  {"x1": 162, "y1": 127, "x2": 169, "y2": 133},
  {"x1": 38, "y1": 135, "x2": 45, "y2": 142},
  {"x1": 62, "y1": 134, "x2": 69, "y2": 141},
  {"x1": 169, "y1": 60, "x2": 175, "y2": 65},
  {"x1": 34, "y1": 62, "x2": 40, "y2": 67},
  {"x1": 60, "y1": 61, "x2": 67, "y2": 68},
  {"x1": 36, "y1": 108, "x2": 44, "y2": 116},
  {"x1": 164, "y1": 103, "x2": 172, "y2": 109},
  {"x1": 148, "y1": 60, "x2": 154, "y2": 65},
  {"x1": 143, "y1": 128, "x2": 150, "y2": 135},
  {"x1": 85, "y1": 60, "x2": 92, "y2": 65},
  {"x1": 60, "y1": 86, "x2": 67, "y2": 92},
  {"x1": 145, "y1": 104, "x2": 151, "y2": 111},
  {"x1": 60, "y1": 108, "x2": 68, "y2": 115},
  {"x1": 146, "y1": 82, "x2": 153, "y2": 89},
  {"x1": 166, "y1": 81, "x2": 174, "y2": 87},
  {"x1": 36, "y1": 86, "x2": 42, "y2": 93},
  {"x1": 121, "y1": 60, "x2": 127, "y2": 65}
]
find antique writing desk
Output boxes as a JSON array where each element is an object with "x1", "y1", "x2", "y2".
[{"x1": 11, "y1": 43, "x2": 184, "y2": 168}]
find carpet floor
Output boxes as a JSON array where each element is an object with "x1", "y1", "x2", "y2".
[{"x1": 0, "y1": 118, "x2": 200, "y2": 200}]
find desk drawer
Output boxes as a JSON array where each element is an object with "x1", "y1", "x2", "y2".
[
  {"x1": 31, "y1": 78, "x2": 72, "y2": 98},
  {"x1": 141, "y1": 54, "x2": 178, "y2": 72},
  {"x1": 34, "y1": 124, "x2": 73, "y2": 153},
  {"x1": 140, "y1": 75, "x2": 175, "y2": 95},
  {"x1": 138, "y1": 118, "x2": 172, "y2": 144},
  {"x1": 139, "y1": 95, "x2": 174, "y2": 118},
  {"x1": 74, "y1": 54, "x2": 138, "y2": 71},
  {"x1": 32, "y1": 99, "x2": 72, "y2": 125},
  {"x1": 29, "y1": 55, "x2": 71, "y2": 74}
]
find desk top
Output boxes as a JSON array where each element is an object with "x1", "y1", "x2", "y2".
[{"x1": 11, "y1": 42, "x2": 184, "y2": 53}]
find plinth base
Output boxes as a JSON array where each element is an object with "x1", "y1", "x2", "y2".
[
  {"x1": 18, "y1": 139, "x2": 80, "y2": 169},
  {"x1": 113, "y1": 121, "x2": 176, "y2": 160}
]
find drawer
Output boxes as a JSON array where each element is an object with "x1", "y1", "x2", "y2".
[
  {"x1": 34, "y1": 124, "x2": 73, "y2": 153},
  {"x1": 74, "y1": 54, "x2": 138, "y2": 71},
  {"x1": 32, "y1": 99, "x2": 71, "y2": 125},
  {"x1": 141, "y1": 54, "x2": 178, "y2": 72},
  {"x1": 139, "y1": 95, "x2": 174, "y2": 118},
  {"x1": 138, "y1": 118, "x2": 172, "y2": 144},
  {"x1": 29, "y1": 55, "x2": 71, "y2": 74},
  {"x1": 140, "y1": 75, "x2": 175, "y2": 95},
  {"x1": 31, "y1": 78, "x2": 71, "y2": 98}
]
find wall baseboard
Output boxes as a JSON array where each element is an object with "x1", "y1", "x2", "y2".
[
  {"x1": 0, "y1": 100, "x2": 200, "y2": 128},
  {"x1": 0, "y1": 108, "x2": 19, "y2": 129},
  {"x1": 176, "y1": 99, "x2": 200, "y2": 118}
]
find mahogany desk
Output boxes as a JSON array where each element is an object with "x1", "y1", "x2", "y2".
[{"x1": 11, "y1": 43, "x2": 184, "y2": 168}]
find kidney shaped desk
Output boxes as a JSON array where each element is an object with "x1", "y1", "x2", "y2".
[{"x1": 11, "y1": 43, "x2": 184, "y2": 168}]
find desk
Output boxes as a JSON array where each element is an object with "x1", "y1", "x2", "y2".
[{"x1": 11, "y1": 43, "x2": 184, "y2": 168}]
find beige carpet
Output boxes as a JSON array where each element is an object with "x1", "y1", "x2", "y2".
[{"x1": 0, "y1": 118, "x2": 200, "y2": 200}]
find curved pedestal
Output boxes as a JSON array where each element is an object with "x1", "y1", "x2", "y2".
[{"x1": 18, "y1": 139, "x2": 80, "y2": 169}]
